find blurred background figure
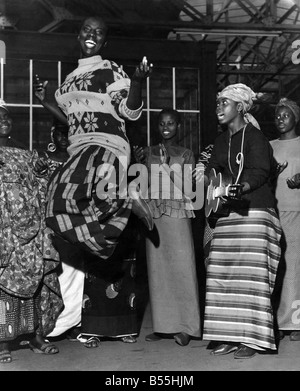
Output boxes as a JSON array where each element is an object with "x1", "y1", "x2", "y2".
[{"x1": 270, "y1": 97, "x2": 300, "y2": 342}]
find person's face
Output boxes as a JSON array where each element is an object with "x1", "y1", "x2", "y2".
[
  {"x1": 275, "y1": 106, "x2": 296, "y2": 136},
  {"x1": 158, "y1": 113, "x2": 179, "y2": 141},
  {"x1": 78, "y1": 17, "x2": 108, "y2": 58},
  {"x1": 53, "y1": 127, "x2": 69, "y2": 152},
  {"x1": 0, "y1": 107, "x2": 12, "y2": 138},
  {"x1": 216, "y1": 97, "x2": 240, "y2": 125}
]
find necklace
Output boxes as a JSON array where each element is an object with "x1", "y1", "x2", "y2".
[{"x1": 228, "y1": 125, "x2": 246, "y2": 183}]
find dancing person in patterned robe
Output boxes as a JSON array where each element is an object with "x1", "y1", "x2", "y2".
[
  {"x1": 33, "y1": 16, "x2": 152, "y2": 345},
  {"x1": 33, "y1": 16, "x2": 153, "y2": 261}
]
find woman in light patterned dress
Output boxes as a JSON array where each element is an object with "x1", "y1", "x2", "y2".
[{"x1": 133, "y1": 108, "x2": 201, "y2": 346}]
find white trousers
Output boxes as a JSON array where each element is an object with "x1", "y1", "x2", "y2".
[{"x1": 47, "y1": 261, "x2": 85, "y2": 337}]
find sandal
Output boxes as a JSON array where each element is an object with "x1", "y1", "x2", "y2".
[
  {"x1": 29, "y1": 339, "x2": 59, "y2": 354},
  {"x1": 0, "y1": 349, "x2": 12, "y2": 364},
  {"x1": 83, "y1": 336, "x2": 101, "y2": 348},
  {"x1": 121, "y1": 335, "x2": 137, "y2": 343}
]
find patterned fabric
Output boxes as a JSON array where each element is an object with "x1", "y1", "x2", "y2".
[
  {"x1": 0, "y1": 147, "x2": 63, "y2": 339},
  {"x1": 46, "y1": 54, "x2": 142, "y2": 260},
  {"x1": 81, "y1": 221, "x2": 138, "y2": 338},
  {"x1": 46, "y1": 145, "x2": 132, "y2": 260},
  {"x1": 55, "y1": 55, "x2": 141, "y2": 164},
  {"x1": 0, "y1": 290, "x2": 37, "y2": 341},
  {"x1": 144, "y1": 145, "x2": 195, "y2": 219},
  {"x1": 203, "y1": 208, "x2": 282, "y2": 350},
  {"x1": 275, "y1": 97, "x2": 300, "y2": 124}
]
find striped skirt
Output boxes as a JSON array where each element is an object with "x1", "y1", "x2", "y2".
[
  {"x1": 203, "y1": 208, "x2": 282, "y2": 350},
  {"x1": 45, "y1": 145, "x2": 131, "y2": 260}
]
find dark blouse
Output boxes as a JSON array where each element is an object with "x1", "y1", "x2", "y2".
[{"x1": 205, "y1": 123, "x2": 276, "y2": 209}]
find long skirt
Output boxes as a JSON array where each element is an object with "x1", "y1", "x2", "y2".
[
  {"x1": 203, "y1": 208, "x2": 282, "y2": 350},
  {"x1": 46, "y1": 145, "x2": 131, "y2": 260},
  {"x1": 274, "y1": 211, "x2": 300, "y2": 330},
  {"x1": 146, "y1": 215, "x2": 201, "y2": 337}
]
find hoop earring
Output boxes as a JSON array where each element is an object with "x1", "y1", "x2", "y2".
[{"x1": 47, "y1": 142, "x2": 56, "y2": 152}]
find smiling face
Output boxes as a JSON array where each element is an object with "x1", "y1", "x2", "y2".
[
  {"x1": 275, "y1": 106, "x2": 297, "y2": 139},
  {"x1": 216, "y1": 97, "x2": 240, "y2": 125},
  {"x1": 158, "y1": 112, "x2": 179, "y2": 142},
  {"x1": 78, "y1": 17, "x2": 108, "y2": 58},
  {"x1": 0, "y1": 107, "x2": 12, "y2": 139}
]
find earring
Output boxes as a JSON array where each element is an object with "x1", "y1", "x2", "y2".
[{"x1": 47, "y1": 142, "x2": 56, "y2": 152}]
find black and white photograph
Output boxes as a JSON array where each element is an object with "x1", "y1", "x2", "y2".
[{"x1": 1, "y1": 0, "x2": 300, "y2": 375}]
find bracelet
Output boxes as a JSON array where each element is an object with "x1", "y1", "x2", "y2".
[{"x1": 119, "y1": 98, "x2": 143, "y2": 120}]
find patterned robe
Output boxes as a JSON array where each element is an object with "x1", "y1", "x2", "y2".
[{"x1": 0, "y1": 147, "x2": 63, "y2": 341}]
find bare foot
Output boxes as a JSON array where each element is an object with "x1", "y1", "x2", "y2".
[{"x1": 29, "y1": 335, "x2": 59, "y2": 354}]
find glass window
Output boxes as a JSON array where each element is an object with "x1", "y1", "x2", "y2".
[{"x1": 1, "y1": 59, "x2": 201, "y2": 156}]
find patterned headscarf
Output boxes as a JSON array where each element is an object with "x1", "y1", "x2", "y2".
[
  {"x1": 275, "y1": 97, "x2": 300, "y2": 124},
  {"x1": 217, "y1": 83, "x2": 260, "y2": 129},
  {"x1": 0, "y1": 99, "x2": 9, "y2": 112}
]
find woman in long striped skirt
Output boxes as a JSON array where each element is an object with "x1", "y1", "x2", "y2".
[{"x1": 199, "y1": 83, "x2": 282, "y2": 359}]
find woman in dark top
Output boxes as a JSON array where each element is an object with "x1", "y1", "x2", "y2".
[{"x1": 199, "y1": 83, "x2": 282, "y2": 359}]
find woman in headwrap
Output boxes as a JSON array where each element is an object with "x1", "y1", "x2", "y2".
[
  {"x1": 270, "y1": 98, "x2": 300, "y2": 341},
  {"x1": 198, "y1": 83, "x2": 282, "y2": 359}
]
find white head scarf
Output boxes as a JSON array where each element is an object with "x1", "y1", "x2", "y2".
[{"x1": 217, "y1": 83, "x2": 260, "y2": 129}]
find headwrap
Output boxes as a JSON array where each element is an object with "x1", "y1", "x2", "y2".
[
  {"x1": 217, "y1": 83, "x2": 260, "y2": 129},
  {"x1": 275, "y1": 97, "x2": 300, "y2": 124},
  {"x1": 0, "y1": 99, "x2": 9, "y2": 112}
]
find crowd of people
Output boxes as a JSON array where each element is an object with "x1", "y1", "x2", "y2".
[{"x1": 1, "y1": 14, "x2": 300, "y2": 365}]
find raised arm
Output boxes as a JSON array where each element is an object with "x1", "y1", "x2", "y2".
[{"x1": 33, "y1": 75, "x2": 68, "y2": 126}]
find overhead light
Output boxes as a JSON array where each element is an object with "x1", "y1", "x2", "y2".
[{"x1": 175, "y1": 29, "x2": 282, "y2": 37}]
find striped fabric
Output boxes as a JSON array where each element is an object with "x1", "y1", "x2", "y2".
[
  {"x1": 203, "y1": 208, "x2": 282, "y2": 350},
  {"x1": 46, "y1": 144, "x2": 131, "y2": 260}
]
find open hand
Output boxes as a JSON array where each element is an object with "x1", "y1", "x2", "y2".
[
  {"x1": 33, "y1": 74, "x2": 48, "y2": 102},
  {"x1": 133, "y1": 145, "x2": 146, "y2": 164},
  {"x1": 132, "y1": 56, "x2": 153, "y2": 81},
  {"x1": 159, "y1": 143, "x2": 170, "y2": 165},
  {"x1": 287, "y1": 173, "x2": 300, "y2": 189}
]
